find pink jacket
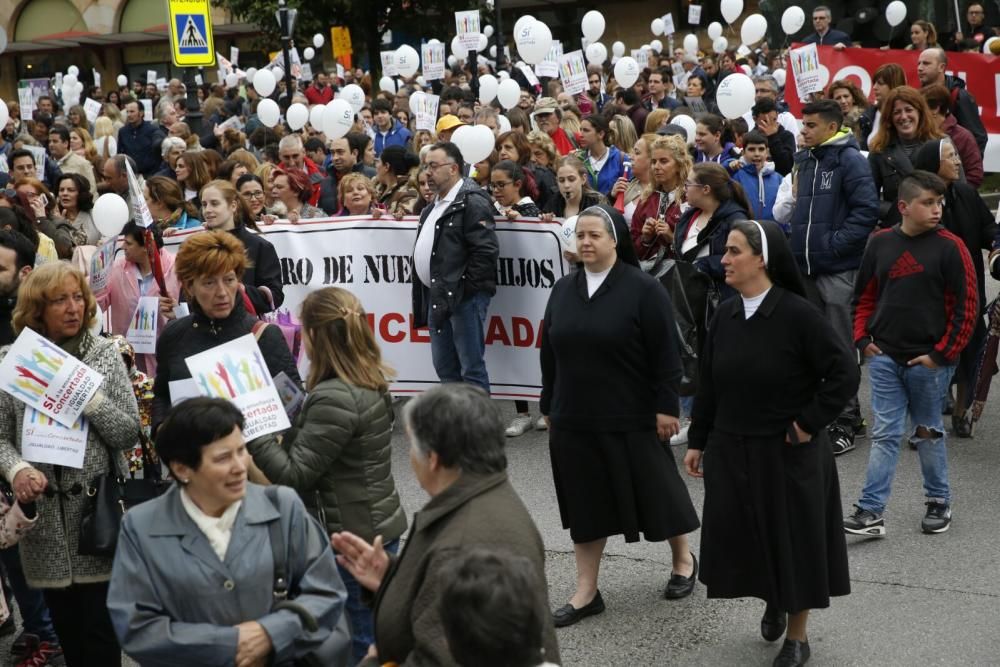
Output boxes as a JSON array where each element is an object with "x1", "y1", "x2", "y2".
[
  {"x1": 103, "y1": 251, "x2": 181, "y2": 375},
  {"x1": 0, "y1": 499, "x2": 38, "y2": 625}
]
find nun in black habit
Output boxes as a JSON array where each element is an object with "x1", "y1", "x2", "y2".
[
  {"x1": 683, "y1": 220, "x2": 859, "y2": 667},
  {"x1": 540, "y1": 205, "x2": 700, "y2": 628}
]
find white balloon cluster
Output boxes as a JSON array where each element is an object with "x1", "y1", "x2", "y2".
[
  {"x1": 60, "y1": 66, "x2": 85, "y2": 108},
  {"x1": 513, "y1": 15, "x2": 553, "y2": 64}
]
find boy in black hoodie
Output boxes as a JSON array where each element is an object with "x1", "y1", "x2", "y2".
[{"x1": 845, "y1": 171, "x2": 977, "y2": 537}]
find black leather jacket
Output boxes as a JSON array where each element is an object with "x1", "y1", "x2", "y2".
[{"x1": 411, "y1": 178, "x2": 499, "y2": 330}]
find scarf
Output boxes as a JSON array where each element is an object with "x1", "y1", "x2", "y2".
[{"x1": 57, "y1": 329, "x2": 88, "y2": 360}]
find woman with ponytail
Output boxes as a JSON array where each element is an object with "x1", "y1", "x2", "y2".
[
  {"x1": 576, "y1": 114, "x2": 626, "y2": 197},
  {"x1": 692, "y1": 114, "x2": 740, "y2": 173},
  {"x1": 248, "y1": 287, "x2": 407, "y2": 665}
]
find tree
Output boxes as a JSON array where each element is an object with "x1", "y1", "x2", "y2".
[{"x1": 217, "y1": 0, "x2": 486, "y2": 79}]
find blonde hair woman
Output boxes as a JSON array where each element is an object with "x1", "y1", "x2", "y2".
[
  {"x1": 93, "y1": 116, "x2": 118, "y2": 160},
  {"x1": 631, "y1": 134, "x2": 691, "y2": 261},
  {"x1": 247, "y1": 287, "x2": 406, "y2": 665},
  {"x1": 69, "y1": 126, "x2": 99, "y2": 165},
  {"x1": 610, "y1": 115, "x2": 639, "y2": 154}
]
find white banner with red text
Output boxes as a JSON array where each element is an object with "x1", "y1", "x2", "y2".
[
  {"x1": 784, "y1": 45, "x2": 1000, "y2": 171},
  {"x1": 162, "y1": 217, "x2": 570, "y2": 400}
]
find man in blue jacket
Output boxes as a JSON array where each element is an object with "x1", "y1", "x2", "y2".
[
  {"x1": 372, "y1": 99, "x2": 411, "y2": 158},
  {"x1": 117, "y1": 100, "x2": 165, "y2": 178},
  {"x1": 802, "y1": 6, "x2": 852, "y2": 46},
  {"x1": 791, "y1": 99, "x2": 878, "y2": 456}
]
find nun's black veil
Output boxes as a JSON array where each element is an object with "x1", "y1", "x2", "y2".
[
  {"x1": 582, "y1": 204, "x2": 640, "y2": 268},
  {"x1": 744, "y1": 219, "x2": 807, "y2": 298}
]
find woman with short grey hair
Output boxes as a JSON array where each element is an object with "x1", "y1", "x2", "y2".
[{"x1": 332, "y1": 384, "x2": 561, "y2": 667}]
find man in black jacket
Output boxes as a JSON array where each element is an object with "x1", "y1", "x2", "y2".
[
  {"x1": 411, "y1": 142, "x2": 499, "y2": 393},
  {"x1": 0, "y1": 228, "x2": 34, "y2": 345},
  {"x1": 917, "y1": 48, "x2": 988, "y2": 156},
  {"x1": 117, "y1": 100, "x2": 166, "y2": 177},
  {"x1": 752, "y1": 98, "x2": 796, "y2": 176}
]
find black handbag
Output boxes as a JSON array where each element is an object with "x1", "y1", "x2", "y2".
[
  {"x1": 264, "y1": 487, "x2": 350, "y2": 667},
  {"x1": 78, "y1": 431, "x2": 171, "y2": 557}
]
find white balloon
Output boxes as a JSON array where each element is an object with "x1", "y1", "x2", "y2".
[
  {"x1": 428, "y1": 38, "x2": 441, "y2": 46},
  {"x1": 313, "y1": 33, "x2": 324, "y2": 49},
  {"x1": 323, "y1": 99, "x2": 354, "y2": 139},
  {"x1": 245, "y1": 67, "x2": 257, "y2": 81},
  {"x1": 489, "y1": 45, "x2": 497, "y2": 58},
  {"x1": 721, "y1": 0, "x2": 744, "y2": 24},
  {"x1": 781, "y1": 6, "x2": 806, "y2": 35},
  {"x1": 451, "y1": 35, "x2": 465, "y2": 59},
  {"x1": 93, "y1": 194, "x2": 130, "y2": 238},
  {"x1": 309, "y1": 104, "x2": 326, "y2": 131},
  {"x1": 886, "y1": 0, "x2": 907, "y2": 27},
  {"x1": 740, "y1": 13, "x2": 767, "y2": 45},
  {"x1": 641, "y1": 43, "x2": 651, "y2": 52},
  {"x1": 396, "y1": 44, "x2": 420, "y2": 77},
  {"x1": 497, "y1": 78, "x2": 521, "y2": 110},
  {"x1": 257, "y1": 99, "x2": 281, "y2": 128},
  {"x1": 650, "y1": 39, "x2": 663, "y2": 53},
  {"x1": 816, "y1": 65, "x2": 830, "y2": 90},
  {"x1": 581, "y1": 10, "x2": 606, "y2": 41},
  {"x1": 612, "y1": 41, "x2": 626, "y2": 57},
  {"x1": 253, "y1": 69, "x2": 276, "y2": 97},
  {"x1": 379, "y1": 76, "x2": 396, "y2": 93},
  {"x1": 585, "y1": 42, "x2": 608, "y2": 65},
  {"x1": 673, "y1": 114, "x2": 697, "y2": 146},
  {"x1": 466, "y1": 125, "x2": 497, "y2": 164},
  {"x1": 408, "y1": 91, "x2": 425, "y2": 116},
  {"x1": 985, "y1": 36, "x2": 1000, "y2": 53},
  {"x1": 483, "y1": 25, "x2": 494, "y2": 38},
  {"x1": 478, "y1": 74, "x2": 499, "y2": 104},
  {"x1": 447, "y1": 55, "x2": 459, "y2": 68},
  {"x1": 515, "y1": 20, "x2": 552, "y2": 64},
  {"x1": 63, "y1": 73, "x2": 78, "y2": 87},
  {"x1": 117, "y1": 74, "x2": 127, "y2": 87},
  {"x1": 304, "y1": 47, "x2": 315, "y2": 60},
  {"x1": 713, "y1": 37, "x2": 729, "y2": 54},
  {"x1": 684, "y1": 34, "x2": 699, "y2": 54},
  {"x1": 708, "y1": 22, "x2": 723, "y2": 40},
  {"x1": 287, "y1": 102, "x2": 309, "y2": 131},
  {"x1": 497, "y1": 114, "x2": 511, "y2": 134},
  {"x1": 0, "y1": 100, "x2": 8, "y2": 129},
  {"x1": 651, "y1": 18, "x2": 665, "y2": 36},
  {"x1": 715, "y1": 73, "x2": 755, "y2": 119},
  {"x1": 477, "y1": 33, "x2": 489, "y2": 53},
  {"x1": 341, "y1": 84, "x2": 365, "y2": 112},
  {"x1": 273, "y1": 67, "x2": 284, "y2": 82},
  {"x1": 559, "y1": 215, "x2": 577, "y2": 252},
  {"x1": 513, "y1": 15, "x2": 536, "y2": 38},
  {"x1": 613, "y1": 57, "x2": 640, "y2": 88},
  {"x1": 67, "y1": 65, "x2": 79, "y2": 77},
  {"x1": 772, "y1": 68, "x2": 786, "y2": 88},
  {"x1": 497, "y1": 71, "x2": 509, "y2": 80},
  {"x1": 225, "y1": 73, "x2": 238, "y2": 88},
  {"x1": 740, "y1": 64, "x2": 752, "y2": 76},
  {"x1": 416, "y1": 75, "x2": 427, "y2": 86}
]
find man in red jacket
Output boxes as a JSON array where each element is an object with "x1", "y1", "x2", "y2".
[
  {"x1": 304, "y1": 71, "x2": 334, "y2": 106},
  {"x1": 278, "y1": 134, "x2": 323, "y2": 207},
  {"x1": 532, "y1": 97, "x2": 579, "y2": 156}
]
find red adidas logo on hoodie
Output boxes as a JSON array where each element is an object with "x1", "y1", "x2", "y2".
[{"x1": 888, "y1": 250, "x2": 924, "y2": 279}]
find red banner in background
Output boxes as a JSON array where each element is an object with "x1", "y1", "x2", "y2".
[{"x1": 784, "y1": 46, "x2": 1000, "y2": 134}]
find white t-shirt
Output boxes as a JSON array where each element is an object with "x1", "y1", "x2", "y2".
[
  {"x1": 742, "y1": 287, "x2": 771, "y2": 319},
  {"x1": 179, "y1": 488, "x2": 242, "y2": 561},
  {"x1": 414, "y1": 179, "x2": 464, "y2": 288},
  {"x1": 680, "y1": 212, "x2": 711, "y2": 258},
  {"x1": 585, "y1": 265, "x2": 612, "y2": 297}
]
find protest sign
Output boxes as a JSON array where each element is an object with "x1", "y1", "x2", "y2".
[
  {"x1": 185, "y1": 334, "x2": 291, "y2": 438},
  {"x1": 83, "y1": 98, "x2": 103, "y2": 124},
  {"x1": 414, "y1": 93, "x2": 440, "y2": 132},
  {"x1": 126, "y1": 296, "x2": 160, "y2": 354},
  {"x1": 380, "y1": 51, "x2": 397, "y2": 77},
  {"x1": 789, "y1": 43, "x2": 823, "y2": 95},
  {"x1": 559, "y1": 50, "x2": 588, "y2": 95},
  {"x1": 0, "y1": 328, "x2": 103, "y2": 428},
  {"x1": 88, "y1": 237, "x2": 117, "y2": 297},
  {"x1": 688, "y1": 5, "x2": 702, "y2": 24},
  {"x1": 21, "y1": 408, "x2": 88, "y2": 469},
  {"x1": 422, "y1": 42, "x2": 446, "y2": 81},
  {"x1": 536, "y1": 42, "x2": 562, "y2": 79},
  {"x1": 455, "y1": 10, "x2": 481, "y2": 51}
]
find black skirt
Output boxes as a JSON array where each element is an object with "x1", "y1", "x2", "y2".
[
  {"x1": 698, "y1": 429, "x2": 851, "y2": 613},
  {"x1": 549, "y1": 428, "x2": 700, "y2": 544}
]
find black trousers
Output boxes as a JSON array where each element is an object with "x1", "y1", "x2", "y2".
[{"x1": 43, "y1": 581, "x2": 120, "y2": 667}]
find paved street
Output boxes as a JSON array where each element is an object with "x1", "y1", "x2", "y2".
[{"x1": 388, "y1": 340, "x2": 1000, "y2": 664}]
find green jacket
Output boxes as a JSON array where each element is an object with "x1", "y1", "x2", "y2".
[{"x1": 247, "y1": 377, "x2": 407, "y2": 544}]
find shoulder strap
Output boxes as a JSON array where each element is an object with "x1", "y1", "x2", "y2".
[
  {"x1": 251, "y1": 319, "x2": 270, "y2": 341},
  {"x1": 263, "y1": 487, "x2": 289, "y2": 601}
]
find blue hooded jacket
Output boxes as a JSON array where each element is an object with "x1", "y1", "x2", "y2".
[
  {"x1": 373, "y1": 119, "x2": 412, "y2": 157},
  {"x1": 732, "y1": 160, "x2": 782, "y2": 221},
  {"x1": 790, "y1": 129, "x2": 878, "y2": 276},
  {"x1": 578, "y1": 145, "x2": 625, "y2": 197}
]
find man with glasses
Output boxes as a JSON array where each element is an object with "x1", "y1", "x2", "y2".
[
  {"x1": 411, "y1": 142, "x2": 498, "y2": 393},
  {"x1": 585, "y1": 64, "x2": 610, "y2": 112},
  {"x1": 752, "y1": 75, "x2": 803, "y2": 137},
  {"x1": 955, "y1": 3, "x2": 994, "y2": 46},
  {"x1": 802, "y1": 6, "x2": 852, "y2": 47}
]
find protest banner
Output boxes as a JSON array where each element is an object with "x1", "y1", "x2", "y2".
[
  {"x1": 162, "y1": 218, "x2": 570, "y2": 399},
  {"x1": 0, "y1": 328, "x2": 103, "y2": 428},
  {"x1": 789, "y1": 43, "x2": 823, "y2": 96},
  {"x1": 185, "y1": 334, "x2": 292, "y2": 439},
  {"x1": 21, "y1": 408, "x2": 89, "y2": 469}
]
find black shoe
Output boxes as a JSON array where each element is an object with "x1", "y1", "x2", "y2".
[
  {"x1": 943, "y1": 392, "x2": 955, "y2": 415},
  {"x1": 843, "y1": 505, "x2": 886, "y2": 536},
  {"x1": 552, "y1": 590, "x2": 605, "y2": 627},
  {"x1": 761, "y1": 603, "x2": 787, "y2": 642},
  {"x1": 921, "y1": 502, "x2": 952, "y2": 534},
  {"x1": 853, "y1": 417, "x2": 868, "y2": 439},
  {"x1": 830, "y1": 425, "x2": 855, "y2": 456},
  {"x1": 952, "y1": 413, "x2": 973, "y2": 438},
  {"x1": 773, "y1": 638, "x2": 811, "y2": 666},
  {"x1": 663, "y1": 552, "x2": 698, "y2": 599}
]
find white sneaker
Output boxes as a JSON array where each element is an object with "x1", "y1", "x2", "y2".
[
  {"x1": 669, "y1": 425, "x2": 689, "y2": 446},
  {"x1": 535, "y1": 415, "x2": 549, "y2": 431},
  {"x1": 505, "y1": 415, "x2": 533, "y2": 437}
]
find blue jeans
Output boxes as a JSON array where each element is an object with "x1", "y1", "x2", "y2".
[
  {"x1": 0, "y1": 545, "x2": 58, "y2": 642},
  {"x1": 336, "y1": 539, "x2": 399, "y2": 666},
  {"x1": 858, "y1": 354, "x2": 955, "y2": 514},
  {"x1": 427, "y1": 290, "x2": 491, "y2": 393}
]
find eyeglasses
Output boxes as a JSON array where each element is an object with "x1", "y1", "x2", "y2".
[
  {"x1": 48, "y1": 293, "x2": 86, "y2": 309},
  {"x1": 490, "y1": 181, "x2": 512, "y2": 190},
  {"x1": 422, "y1": 161, "x2": 455, "y2": 171},
  {"x1": 242, "y1": 190, "x2": 265, "y2": 200},
  {"x1": 969, "y1": 9, "x2": 984, "y2": 13}
]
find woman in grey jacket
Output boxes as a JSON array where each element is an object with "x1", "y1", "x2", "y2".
[
  {"x1": 108, "y1": 398, "x2": 349, "y2": 667},
  {"x1": 0, "y1": 262, "x2": 140, "y2": 666},
  {"x1": 248, "y1": 287, "x2": 407, "y2": 665}
]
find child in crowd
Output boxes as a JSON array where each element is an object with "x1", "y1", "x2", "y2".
[{"x1": 732, "y1": 129, "x2": 783, "y2": 221}]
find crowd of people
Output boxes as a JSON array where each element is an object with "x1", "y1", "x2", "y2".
[{"x1": 0, "y1": 3, "x2": 996, "y2": 666}]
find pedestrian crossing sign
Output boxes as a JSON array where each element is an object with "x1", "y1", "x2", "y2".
[{"x1": 166, "y1": 0, "x2": 216, "y2": 67}]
